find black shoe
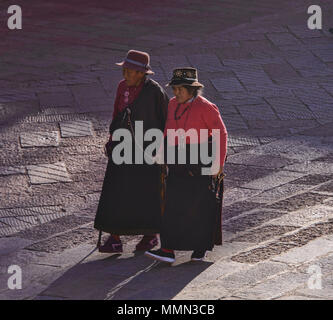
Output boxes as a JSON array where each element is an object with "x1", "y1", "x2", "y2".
[
  {"x1": 329, "y1": 28, "x2": 333, "y2": 34},
  {"x1": 144, "y1": 249, "x2": 175, "y2": 263},
  {"x1": 191, "y1": 250, "x2": 206, "y2": 261}
]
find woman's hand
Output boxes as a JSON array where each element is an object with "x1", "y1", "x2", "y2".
[{"x1": 213, "y1": 165, "x2": 224, "y2": 178}]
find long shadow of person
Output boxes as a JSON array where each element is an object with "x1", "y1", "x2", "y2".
[{"x1": 36, "y1": 250, "x2": 213, "y2": 300}]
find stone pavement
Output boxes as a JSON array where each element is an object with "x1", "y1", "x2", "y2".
[{"x1": 1, "y1": 0, "x2": 333, "y2": 300}]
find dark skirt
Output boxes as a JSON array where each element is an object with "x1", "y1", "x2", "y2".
[
  {"x1": 94, "y1": 160, "x2": 162, "y2": 235},
  {"x1": 160, "y1": 165, "x2": 223, "y2": 252}
]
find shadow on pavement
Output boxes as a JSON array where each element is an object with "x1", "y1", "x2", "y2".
[{"x1": 37, "y1": 250, "x2": 213, "y2": 300}]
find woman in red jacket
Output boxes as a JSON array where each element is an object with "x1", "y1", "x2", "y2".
[{"x1": 145, "y1": 67, "x2": 228, "y2": 263}]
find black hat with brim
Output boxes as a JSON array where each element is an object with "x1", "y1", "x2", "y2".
[{"x1": 166, "y1": 67, "x2": 204, "y2": 87}]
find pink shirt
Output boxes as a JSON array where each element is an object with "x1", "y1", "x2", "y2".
[
  {"x1": 164, "y1": 95, "x2": 228, "y2": 167},
  {"x1": 112, "y1": 79, "x2": 145, "y2": 120},
  {"x1": 109, "y1": 79, "x2": 145, "y2": 142}
]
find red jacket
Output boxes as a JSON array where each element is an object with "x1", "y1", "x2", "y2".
[{"x1": 164, "y1": 95, "x2": 228, "y2": 167}]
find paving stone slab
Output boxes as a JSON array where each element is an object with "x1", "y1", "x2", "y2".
[
  {"x1": 59, "y1": 120, "x2": 93, "y2": 138},
  {"x1": 12, "y1": 215, "x2": 92, "y2": 241},
  {"x1": 222, "y1": 56, "x2": 283, "y2": 68},
  {"x1": 220, "y1": 97, "x2": 264, "y2": 107},
  {"x1": 314, "y1": 180, "x2": 333, "y2": 193},
  {"x1": 223, "y1": 188, "x2": 262, "y2": 206},
  {"x1": 216, "y1": 261, "x2": 288, "y2": 291},
  {"x1": 267, "y1": 32, "x2": 300, "y2": 46},
  {"x1": 286, "y1": 53, "x2": 331, "y2": 77},
  {"x1": 223, "y1": 201, "x2": 262, "y2": 220},
  {"x1": 227, "y1": 153, "x2": 296, "y2": 169},
  {"x1": 266, "y1": 192, "x2": 330, "y2": 212},
  {"x1": 312, "y1": 49, "x2": 333, "y2": 63},
  {"x1": 231, "y1": 221, "x2": 333, "y2": 264},
  {"x1": 236, "y1": 103, "x2": 278, "y2": 121},
  {"x1": 205, "y1": 242, "x2": 254, "y2": 262},
  {"x1": 221, "y1": 114, "x2": 248, "y2": 131},
  {"x1": 230, "y1": 225, "x2": 299, "y2": 243},
  {"x1": 265, "y1": 96, "x2": 314, "y2": 120},
  {"x1": 272, "y1": 235, "x2": 333, "y2": 265},
  {"x1": 235, "y1": 271, "x2": 309, "y2": 300},
  {"x1": 158, "y1": 55, "x2": 190, "y2": 78},
  {"x1": 38, "y1": 212, "x2": 69, "y2": 224},
  {"x1": 250, "y1": 183, "x2": 314, "y2": 204},
  {"x1": 26, "y1": 226, "x2": 96, "y2": 253},
  {"x1": 27, "y1": 162, "x2": 72, "y2": 184},
  {"x1": 41, "y1": 106, "x2": 76, "y2": 115},
  {"x1": 227, "y1": 135, "x2": 261, "y2": 148},
  {"x1": 38, "y1": 92, "x2": 74, "y2": 108},
  {"x1": 265, "y1": 206, "x2": 333, "y2": 228},
  {"x1": 262, "y1": 63, "x2": 300, "y2": 81},
  {"x1": 233, "y1": 66, "x2": 274, "y2": 89},
  {"x1": 20, "y1": 131, "x2": 60, "y2": 147},
  {"x1": 276, "y1": 295, "x2": 321, "y2": 300},
  {"x1": 299, "y1": 252, "x2": 333, "y2": 280},
  {"x1": 75, "y1": 101, "x2": 113, "y2": 113},
  {"x1": 246, "y1": 119, "x2": 320, "y2": 131},
  {"x1": 187, "y1": 54, "x2": 226, "y2": 72},
  {"x1": 294, "y1": 88, "x2": 333, "y2": 117},
  {"x1": 218, "y1": 105, "x2": 239, "y2": 115},
  {"x1": 0, "y1": 227, "x2": 19, "y2": 237},
  {"x1": 70, "y1": 83, "x2": 109, "y2": 103},
  {"x1": 258, "y1": 137, "x2": 279, "y2": 144},
  {"x1": 227, "y1": 166, "x2": 275, "y2": 184},
  {"x1": 0, "y1": 237, "x2": 33, "y2": 255},
  {"x1": 321, "y1": 83, "x2": 333, "y2": 96},
  {"x1": 21, "y1": 113, "x2": 90, "y2": 124},
  {"x1": 288, "y1": 25, "x2": 322, "y2": 39},
  {"x1": 0, "y1": 217, "x2": 33, "y2": 230},
  {"x1": 212, "y1": 77, "x2": 245, "y2": 92},
  {"x1": 177, "y1": 260, "x2": 246, "y2": 290},
  {"x1": 173, "y1": 281, "x2": 229, "y2": 300},
  {"x1": 231, "y1": 242, "x2": 300, "y2": 264},
  {"x1": 0, "y1": 166, "x2": 26, "y2": 176},
  {"x1": 224, "y1": 210, "x2": 288, "y2": 233},
  {"x1": 284, "y1": 161, "x2": 333, "y2": 175},
  {"x1": 241, "y1": 170, "x2": 304, "y2": 190},
  {"x1": 0, "y1": 263, "x2": 64, "y2": 300},
  {"x1": 298, "y1": 122, "x2": 333, "y2": 137},
  {"x1": 247, "y1": 137, "x2": 330, "y2": 162},
  {"x1": 295, "y1": 287, "x2": 333, "y2": 300},
  {"x1": 289, "y1": 174, "x2": 333, "y2": 186},
  {"x1": 0, "y1": 206, "x2": 64, "y2": 218}
]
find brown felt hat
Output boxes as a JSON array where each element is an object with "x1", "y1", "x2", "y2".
[{"x1": 116, "y1": 50, "x2": 154, "y2": 75}]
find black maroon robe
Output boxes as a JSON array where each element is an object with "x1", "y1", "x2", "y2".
[{"x1": 94, "y1": 78, "x2": 169, "y2": 235}]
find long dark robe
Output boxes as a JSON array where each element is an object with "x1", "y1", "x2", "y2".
[
  {"x1": 94, "y1": 78, "x2": 169, "y2": 235},
  {"x1": 160, "y1": 141, "x2": 224, "y2": 251}
]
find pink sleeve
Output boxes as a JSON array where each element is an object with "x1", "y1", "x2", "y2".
[{"x1": 202, "y1": 103, "x2": 228, "y2": 167}]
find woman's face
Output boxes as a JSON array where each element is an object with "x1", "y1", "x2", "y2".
[
  {"x1": 172, "y1": 86, "x2": 193, "y2": 103},
  {"x1": 123, "y1": 67, "x2": 145, "y2": 87}
]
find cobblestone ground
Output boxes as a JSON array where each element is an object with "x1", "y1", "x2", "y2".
[{"x1": 1, "y1": 0, "x2": 333, "y2": 300}]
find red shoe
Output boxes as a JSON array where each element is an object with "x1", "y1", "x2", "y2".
[
  {"x1": 135, "y1": 235, "x2": 158, "y2": 251},
  {"x1": 98, "y1": 235, "x2": 123, "y2": 253}
]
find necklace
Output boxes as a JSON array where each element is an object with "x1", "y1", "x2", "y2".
[
  {"x1": 174, "y1": 99, "x2": 194, "y2": 148},
  {"x1": 174, "y1": 101, "x2": 193, "y2": 120}
]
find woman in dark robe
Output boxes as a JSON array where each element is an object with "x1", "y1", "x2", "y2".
[
  {"x1": 94, "y1": 50, "x2": 169, "y2": 253},
  {"x1": 145, "y1": 67, "x2": 228, "y2": 263}
]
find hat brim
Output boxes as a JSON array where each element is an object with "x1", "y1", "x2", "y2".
[
  {"x1": 116, "y1": 61, "x2": 154, "y2": 75},
  {"x1": 166, "y1": 80, "x2": 204, "y2": 88}
]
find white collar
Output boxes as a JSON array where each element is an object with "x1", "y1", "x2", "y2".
[{"x1": 185, "y1": 96, "x2": 195, "y2": 103}]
